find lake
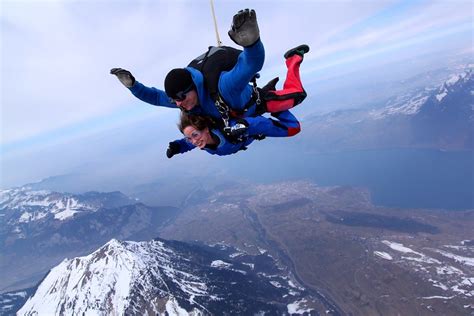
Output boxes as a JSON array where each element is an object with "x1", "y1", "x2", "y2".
[{"x1": 225, "y1": 147, "x2": 473, "y2": 210}]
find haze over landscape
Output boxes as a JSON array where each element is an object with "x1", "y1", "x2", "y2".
[{"x1": 1, "y1": 0, "x2": 473, "y2": 315}]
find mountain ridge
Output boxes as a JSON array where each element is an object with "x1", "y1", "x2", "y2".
[
  {"x1": 0, "y1": 187, "x2": 179, "y2": 293},
  {"x1": 18, "y1": 237, "x2": 331, "y2": 315},
  {"x1": 300, "y1": 67, "x2": 473, "y2": 152}
]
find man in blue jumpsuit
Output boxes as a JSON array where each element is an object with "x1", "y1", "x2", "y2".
[
  {"x1": 111, "y1": 9, "x2": 264, "y2": 122},
  {"x1": 111, "y1": 9, "x2": 309, "y2": 157}
]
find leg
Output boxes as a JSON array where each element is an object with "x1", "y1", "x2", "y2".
[
  {"x1": 244, "y1": 110, "x2": 300, "y2": 137},
  {"x1": 263, "y1": 44, "x2": 309, "y2": 113},
  {"x1": 271, "y1": 110, "x2": 301, "y2": 136},
  {"x1": 281, "y1": 54, "x2": 304, "y2": 92}
]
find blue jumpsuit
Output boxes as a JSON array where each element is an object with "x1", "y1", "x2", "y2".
[
  {"x1": 174, "y1": 110, "x2": 300, "y2": 156},
  {"x1": 128, "y1": 40, "x2": 265, "y2": 120}
]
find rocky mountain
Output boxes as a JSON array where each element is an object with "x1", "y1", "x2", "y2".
[
  {"x1": 370, "y1": 69, "x2": 473, "y2": 118},
  {"x1": 302, "y1": 68, "x2": 474, "y2": 151},
  {"x1": 0, "y1": 288, "x2": 36, "y2": 316},
  {"x1": 2, "y1": 180, "x2": 473, "y2": 315},
  {"x1": 0, "y1": 186, "x2": 135, "y2": 224},
  {"x1": 0, "y1": 187, "x2": 179, "y2": 293},
  {"x1": 17, "y1": 238, "x2": 330, "y2": 315}
]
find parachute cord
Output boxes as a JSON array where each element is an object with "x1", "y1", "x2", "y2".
[{"x1": 209, "y1": 0, "x2": 222, "y2": 47}]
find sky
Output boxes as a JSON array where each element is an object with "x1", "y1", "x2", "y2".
[{"x1": 1, "y1": 0, "x2": 473, "y2": 188}]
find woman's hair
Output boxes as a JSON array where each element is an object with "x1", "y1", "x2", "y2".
[{"x1": 178, "y1": 112, "x2": 217, "y2": 133}]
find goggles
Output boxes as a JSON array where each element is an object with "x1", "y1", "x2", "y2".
[{"x1": 174, "y1": 84, "x2": 194, "y2": 101}]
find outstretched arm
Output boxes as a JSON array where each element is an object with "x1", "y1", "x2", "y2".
[
  {"x1": 166, "y1": 139, "x2": 196, "y2": 158},
  {"x1": 219, "y1": 40, "x2": 264, "y2": 106},
  {"x1": 130, "y1": 81, "x2": 177, "y2": 108},
  {"x1": 111, "y1": 68, "x2": 178, "y2": 109},
  {"x1": 219, "y1": 9, "x2": 264, "y2": 109}
]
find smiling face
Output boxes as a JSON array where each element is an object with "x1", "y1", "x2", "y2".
[{"x1": 183, "y1": 125, "x2": 214, "y2": 149}]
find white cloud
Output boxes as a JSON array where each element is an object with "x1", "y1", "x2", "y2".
[{"x1": 305, "y1": 0, "x2": 472, "y2": 61}]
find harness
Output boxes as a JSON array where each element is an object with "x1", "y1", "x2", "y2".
[
  {"x1": 209, "y1": 128, "x2": 266, "y2": 155},
  {"x1": 188, "y1": 46, "x2": 261, "y2": 130}
]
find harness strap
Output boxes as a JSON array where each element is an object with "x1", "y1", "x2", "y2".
[
  {"x1": 218, "y1": 76, "x2": 261, "y2": 123},
  {"x1": 252, "y1": 77, "x2": 261, "y2": 106},
  {"x1": 214, "y1": 95, "x2": 231, "y2": 128}
]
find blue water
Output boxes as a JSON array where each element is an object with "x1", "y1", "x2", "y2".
[{"x1": 227, "y1": 148, "x2": 474, "y2": 210}]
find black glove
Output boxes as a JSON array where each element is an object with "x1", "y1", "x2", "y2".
[
  {"x1": 110, "y1": 68, "x2": 136, "y2": 88},
  {"x1": 228, "y1": 9, "x2": 260, "y2": 47},
  {"x1": 166, "y1": 141, "x2": 181, "y2": 159},
  {"x1": 223, "y1": 119, "x2": 249, "y2": 143}
]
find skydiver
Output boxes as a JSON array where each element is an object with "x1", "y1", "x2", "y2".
[
  {"x1": 110, "y1": 9, "x2": 309, "y2": 137},
  {"x1": 166, "y1": 110, "x2": 300, "y2": 157}
]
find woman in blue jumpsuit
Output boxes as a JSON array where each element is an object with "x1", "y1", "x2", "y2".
[{"x1": 167, "y1": 110, "x2": 300, "y2": 157}]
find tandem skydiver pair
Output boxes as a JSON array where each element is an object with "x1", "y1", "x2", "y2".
[{"x1": 111, "y1": 9, "x2": 310, "y2": 157}]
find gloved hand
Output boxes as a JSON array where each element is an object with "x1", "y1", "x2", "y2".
[
  {"x1": 224, "y1": 119, "x2": 249, "y2": 143},
  {"x1": 228, "y1": 9, "x2": 260, "y2": 47},
  {"x1": 166, "y1": 141, "x2": 181, "y2": 159},
  {"x1": 110, "y1": 68, "x2": 136, "y2": 88}
]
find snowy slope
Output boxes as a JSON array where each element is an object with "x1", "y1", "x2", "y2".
[
  {"x1": 0, "y1": 289, "x2": 35, "y2": 315},
  {"x1": 0, "y1": 186, "x2": 175, "y2": 294},
  {"x1": 370, "y1": 68, "x2": 473, "y2": 119},
  {"x1": 18, "y1": 238, "x2": 321, "y2": 315},
  {"x1": 1, "y1": 188, "x2": 95, "y2": 223},
  {"x1": 18, "y1": 239, "x2": 203, "y2": 315},
  {"x1": 375, "y1": 240, "x2": 474, "y2": 299},
  {"x1": 0, "y1": 186, "x2": 135, "y2": 224},
  {"x1": 302, "y1": 66, "x2": 474, "y2": 151}
]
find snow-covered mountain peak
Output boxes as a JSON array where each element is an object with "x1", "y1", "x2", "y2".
[
  {"x1": 435, "y1": 69, "x2": 472, "y2": 102},
  {"x1": 445, "y1": 70, "x2": 470, "y2": 87},
  {"x1": 102, "y1": 238, "x2": 126, "y2": 250},
  {"x1": 370, "y1": 67, "x2": 473, "y2": 119},
  {"x1": 1, "y1": 187, "x2": 136, "y2": 225},
  {"x1": 1, "y1": 187, "x2": 97, "y2": 222},
  {"x1": 18, "y1": 238, "x2": 321, "y2": 315},
  {"x1": 18, "y1": 239, "x2": 209, "y2": 315}
]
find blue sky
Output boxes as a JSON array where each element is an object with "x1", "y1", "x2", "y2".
[{"x1": 1, "y1": 0, "x2": 473, "y2": 187}]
